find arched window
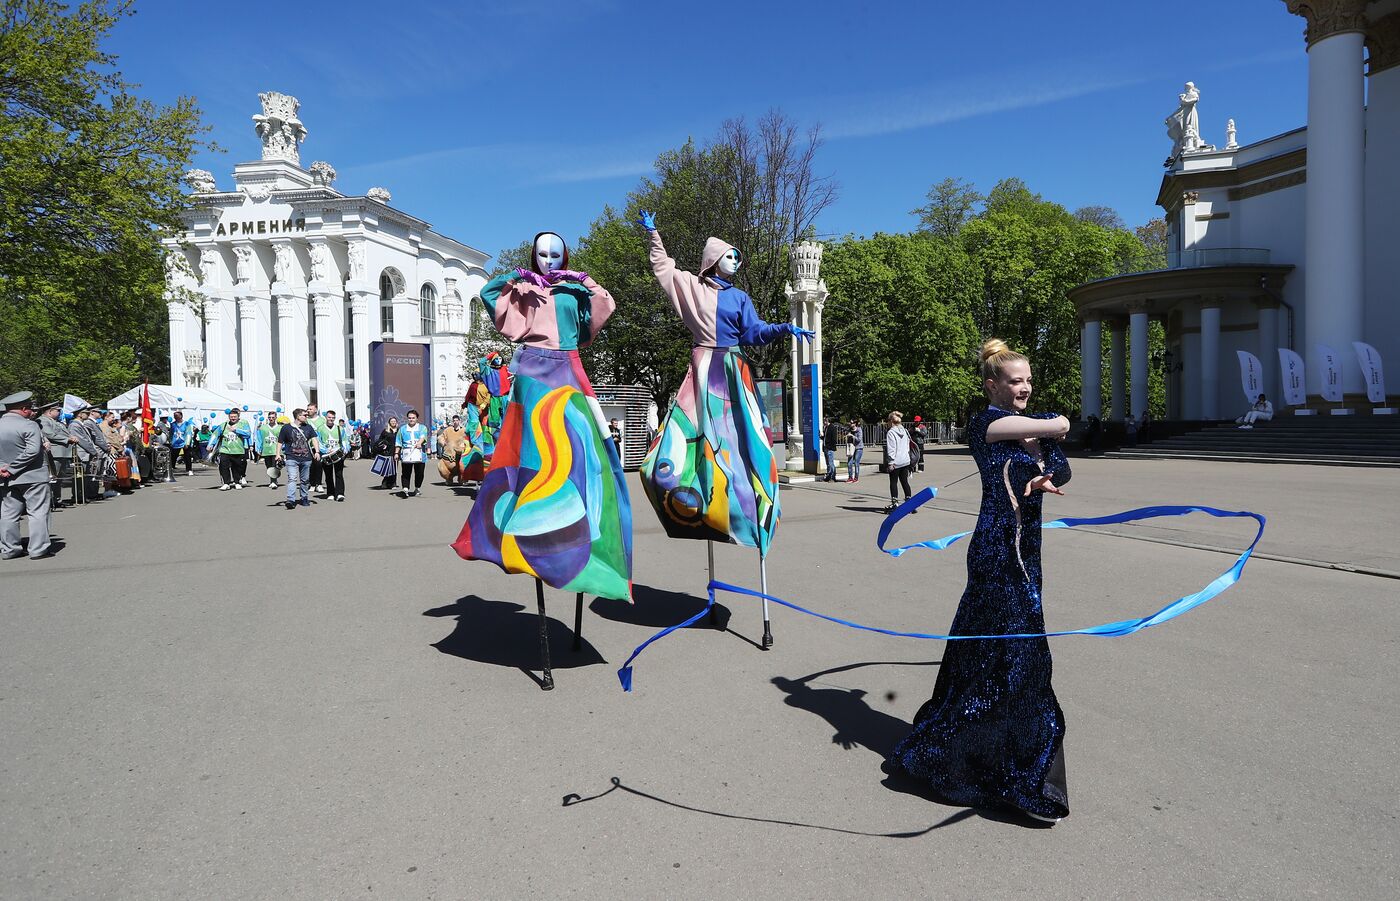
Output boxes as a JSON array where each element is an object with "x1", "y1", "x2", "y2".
[
  {"x1": 420, "y1": 283, "x2": 437, "y2": 336},
  {"x1": 378, "y1": 272, "x2": 394, "y2": 336}
]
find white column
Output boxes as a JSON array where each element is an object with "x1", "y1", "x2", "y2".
[
  {"x1": 391, "y1": 292, "x2": 419, "y2": 341},
  {"x1": 1257, "y1": 302, "x2": 1280, "y2": 404},
  {"x1": 1302, "y1": 21, "x2": 1366, "y2": 395},
  {"x1": 1200, "y1": 302, "x2": 1221, "y2": 420},
  {"x1": 203, "y1": 293, "x2": 227, "y2": 394},
  {"x1": 312, "y1": 290, "x2": 346, "y2": 414},
  {"x1": 1129, "y1": 308, "x2": 1149, "y2": 420},
  {"x1": 237, "y1": 295, "x2": 261, "y2": 397},
  {"x1": 349, "y1": 290, "x2": 373, "y2": 422},
  {"x1": 276, "y1": 293, "x2": 308, "y2": 410},
  {"x1": 168, "y1": 301, "x2": 187, "y2": 389},
  {"x1": 1109, "y1": 319, "x2": 1126, "y2": 421},
  {"x1": 1080, "y1": 316, "x2": 1102, "y2": 418}
]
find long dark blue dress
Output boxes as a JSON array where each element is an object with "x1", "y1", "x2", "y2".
[{"x1": 888, "y1": 408, "x2": 1072, "y2": 820}]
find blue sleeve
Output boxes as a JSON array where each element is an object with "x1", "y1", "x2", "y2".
[
  {"x1": 479, "y1": 272, "x2": 514, "y2": 324},
  {"x1": 736, "y1": 291, "x2": 788, "y2": 346},
  {"x1": 1030, "y1": 412, "x2": 1071, "y2": 486}
]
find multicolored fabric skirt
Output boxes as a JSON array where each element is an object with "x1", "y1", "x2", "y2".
[
  {"x1": 452, "y1": 346, "x2": 632, "y2": 600},
  {"x1": 640, "y1": 346, "x2": 780, "y2": 554}
]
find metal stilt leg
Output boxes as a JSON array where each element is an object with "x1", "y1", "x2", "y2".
[
  {"x1": 708, "y1": 540, "x2": 719, "y2": 625},
  {"x1": 760, "y1": 552, "x2": 773, "y2": 649},
  {"x1": 535, "y1": 579, "x2": 554, "y2": 690},
  {"x1": 572, "y1": 592, "x2": 584, "y2": 652}
]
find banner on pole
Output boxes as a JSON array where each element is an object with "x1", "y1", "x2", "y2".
[
  {"x1": 1236, "y1": 351, "x2": 1263, "y2": 404},
  {"x1": 1316, "y1": 344, "x2": 1343, "y2": 402},
  {"x1": 1277, "y1": 348, "x2": 1306, "y2": 406},
  {"x1": 1352, "y1": 342, "x2": 1387, "y2": 405}
]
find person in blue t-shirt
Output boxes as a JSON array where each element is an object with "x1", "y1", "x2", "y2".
[
  {"x1": 168, "y1": 411, "x2": 193, "y2": 477},
  {"x1": 394, "y1": 409, "x2": 432, "y2": 497}
]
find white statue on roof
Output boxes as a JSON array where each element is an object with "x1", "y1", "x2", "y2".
[{"x1": 1166, "y1": 82, "x2": 1203, "y2": 156}]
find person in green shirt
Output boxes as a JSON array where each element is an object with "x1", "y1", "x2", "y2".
[
  {"x1": 316, "y1": 410, "x2": 350, "y2": 502},
  {"x1": 258, "y1": 415, "x2": 284, "y2": 489},
  {"x1": 305, "y1": 402, "x2": 327, "y2": 495},
  {"x1": 211, "y1": 410, "x2": 253, "y2": 490}
]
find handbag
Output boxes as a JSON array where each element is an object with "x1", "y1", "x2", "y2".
[{"x1": 370, "y1": 454, "x2": 394, "y2": 477}]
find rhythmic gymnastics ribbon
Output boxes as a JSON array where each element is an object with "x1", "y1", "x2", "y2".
[{"x1": 617, "y1": 486, "x2": 1265, "y2": 691}]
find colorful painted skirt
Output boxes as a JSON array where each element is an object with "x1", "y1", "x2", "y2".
[
  {"x1": 640, "y1": 346, "x2": 780, "y2": 554},
  {"x1": 451, "y1": 347, "x2": 633, "y2": 600}
]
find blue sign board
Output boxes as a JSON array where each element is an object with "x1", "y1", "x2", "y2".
[{"x1": 800, "y1": 363, "x2": 821, "y2": 465}]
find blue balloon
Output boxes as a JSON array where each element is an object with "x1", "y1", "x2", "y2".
[
  {"x1": 242, "y1": 405, "x2": 249, "y2": 411},
  {"x1": 177, "y1": 396, "x2": 184, "y2": 402},
  {"x1": 276, "y1": 407, "x2": 283, "y2": 413}
]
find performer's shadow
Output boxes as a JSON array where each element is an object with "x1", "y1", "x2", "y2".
[
  {"x1": 589, "y1": 583, "x2": 733, "y2": 631},
  {"x1": 424, "y1": 595, "x2": 605, "y2": 684},
  {"x1": 770, "y1": 660, "x2": 941, "y2": 757}
]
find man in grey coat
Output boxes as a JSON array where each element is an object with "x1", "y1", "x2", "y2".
[
  {"x1": 0, "y1": 390, "x2": 53, "y2": 559},
  {"x1": 69, "y1": 408, "x2": 105, "y2": 501},
  {"x1": 37, "y1": 400, "x2": 76, "y2": 507}
]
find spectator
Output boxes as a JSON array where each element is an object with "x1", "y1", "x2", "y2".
[
  {"x1": 1236, "y1": 394, "x2": 1273, "y2": 429},
  {"x1": 608, "y1": 418, "x2": 623, "y2": 457},
  {"x1": 0, "y1": 391, "x2": 53, "y2": 559},
  {"x1": 210, "y1": 410, "x2": 253, "y2": 490},
  {"x1": 75, "y1": 408, "x2": 116, "y2": 498},
  {"x1": 1139, "y1": 410, "x2": 1153, "y2": 444},
  {"x1": 395, "y1": 409, "x2": 431, "y2": 497},
  {"x1": 847, "y1": 418, "x2": 864, "y2": 483},
  {"x1": 373, "y1": 416, "x2": 399, "y2": 490},
  {"x1": 276, "y1": 407, "x2": 321, "y2": 509},
  {"x1": 194, "y1": 421, "x2": 211, "y2": 462},
  {"x1": 257, "y1": 414, "x2": 284, "y2": 489},
  {"x1": 317, "y1": 410, "x2": 350, "y2": 502},
  {"x1": 1126, "y1": 414, "x2": 1139, "y2": 447},
  {"x1": 37, "y1": 401, "x2": 76, "y2": 507},
  {"x1": 169, "y1": 411, "x2": 193, "y2": 478},
  {"x1": 912, "y1": 416, "x2": 928, "y2": 472},
  {"x1": 821, "y1": 416, "x2": 840, "y2": 482},
  {"x1": 1084, "y1": 414, "x2": 1102, "y2": 456},
  {"x1": 884, "y1": 411, "x2": 913, "y2": 513},
  {"x1": 305, "y1": 402, "x2": 326, "y2": 496}
]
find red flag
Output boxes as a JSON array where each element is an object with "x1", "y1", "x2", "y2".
[{"x1": 141, "y1": 381, "x2": 153, "y2": 445}]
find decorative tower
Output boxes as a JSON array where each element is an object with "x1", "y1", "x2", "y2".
[
  {"x1": 784, "y1": 241, "x2": 829, "y2": 474},
  {"x1": 252, "y1": 91, "x2": 306, "y2": 163}
]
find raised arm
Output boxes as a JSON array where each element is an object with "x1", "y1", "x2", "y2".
[
  {"x1": 985, "y1": 413, "x2": 1070, "y2": 443},
  {"x1": 735, "y1": 290, "x2": 805, "y2": 346},
  {"x1": 479, "y1": 270, "x2": 549, "y2": 343}
]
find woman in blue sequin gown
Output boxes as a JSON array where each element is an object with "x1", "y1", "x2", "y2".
[{"x1": 886, "y1": 339, "x2": 1073, "y2": 823}]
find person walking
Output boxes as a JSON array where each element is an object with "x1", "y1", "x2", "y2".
[
  {"x1": 0, "y1": 391, "x2": 53, "y2": 559},
  {"x1": 395, "y1": 409, "x2": 430, "y2": 497},
  {"x1": 305, "y1": 402, "x2": 326, "y2": 495},
  {"x1": 258, "y1": 414, "x2": 284, "y2": 489},
  {"x1": 912, "y1": 416, "x2": 928, "y2": 473},
  {"x1": 276, "y1": 408, "x2": 321, "y2": 509},
  {"x1": 169, "y1": 410, "x2": 193, "y2": 478},
  {"x1": 210, "y1": 410, "x2": 253, "y2": 490},
  {"x1": 847, "y1": 418, "x2": 864, "y2": 483},
  {"x1": 194, "y1": 421, "x2": 211, "y2": 463},
  {"x1": 884, "y1": 411, "x2": 913, "y2": 513},
  {"x1": 822, "y1": 416, "x2": 841, "y2": 482},
  {"x1": 37, "y1": 401, "x2": 76, "y2": 507},
  {"x1": 884, "y1": 338, "x2": 1072, "y2": 824},
  {"x1": 373, "y1": 416, "x2": 399, "y2": 490},
  {"x1": 317, "y1": 410, "x2": 350, "y2": 502}
]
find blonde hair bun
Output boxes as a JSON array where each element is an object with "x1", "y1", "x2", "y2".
[{"x1": 979, "y1": 338, "x2": 1012, "y2": 363}]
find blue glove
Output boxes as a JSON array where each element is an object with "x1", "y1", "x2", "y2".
[
  {"x1": 637, "y1": 210, "x2": 657, "y2": 231},
  {"x1": 788, "y1": 323, "x2": 816, "y2": 343}
]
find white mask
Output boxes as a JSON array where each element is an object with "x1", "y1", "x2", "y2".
[
  {"x1": 717, "y1": 248, "x2": 741, "y2": 277},
  {"x1": 533, "y1": 233, "x2": 566, "y2": 273}
]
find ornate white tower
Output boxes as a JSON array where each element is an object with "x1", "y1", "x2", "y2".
[
  {"x1": 252, "y1": 91, "x2": 306, "y2": 164},
  {"x1": 784, "y1": 241, "x2": 829, "y2": 473}
]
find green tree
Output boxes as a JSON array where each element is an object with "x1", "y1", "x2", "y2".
[
  {"x1": 910, "y1": 176, "x2": 983, "y2": 238},
  {"x1": 0, "y1": 0, "x2": 210, "y2": 400}
]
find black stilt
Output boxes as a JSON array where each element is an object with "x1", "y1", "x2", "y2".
[
  {"x1": 572, "y1": 592, "x2": 584, "y2": 652},
  {"x1": 708, "y1": 540, "x2": 719, "y2": 625},
  {"x1": 760, "y1": 552, "x2": 773, "y2": 649},
  {"x1": 535, "y1": 578, "x2": 554, "y2": 690}
]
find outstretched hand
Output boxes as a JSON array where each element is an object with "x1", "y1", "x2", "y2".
[
  {"x1": 549, "y1": 269, "x2": 589, "y2": 284},
  {"x1": 1024, "y1": 472, "x2": 1065, "y2": 497},
  {"x1": 636, "y1": 210, "x2": 657, "y2": 231},
  {"x1": 788, "y1": 323, "x2": 816, "y2": 343},
  {"x1": 513, "y1": 267, "x2": 552, "y2": 289}
]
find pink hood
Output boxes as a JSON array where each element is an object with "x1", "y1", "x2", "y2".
[{"x1": 700, "y1": 236, "x2": 736, "y2": 279}]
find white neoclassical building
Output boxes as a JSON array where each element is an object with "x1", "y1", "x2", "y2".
[
  {"x1": 163, "y1": 92, "x2": 490, "y2": 423},
  {"x1": 1071, "y1": 1, "x2": 1399, "y2": 420}
]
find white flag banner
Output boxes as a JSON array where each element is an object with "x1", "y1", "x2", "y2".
[
  {"x1": 1316, "y1": 344, "x2": 1343, "y2": 402},
  {"x1": 1352, "y1": 342, "x2": 1386, "y2": 404},
  {"x1": 1236, "y1": 350, "x2": 1263, "y2": 405},
  {"x1": 1277, "y1": 348, "x2": 1307, "y2": 406},
  {"x1": 62, "y1": 393, "x2": 90, "y2": 414}
]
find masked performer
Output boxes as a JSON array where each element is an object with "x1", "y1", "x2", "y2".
[
  {"x1": 451, "y1": 233, "x2": 632, "y2": 601},
  {"x1": 637, "y1": 211, "x2": 812, "y2": 555},
  {"x1": 884, "y1": 338, "x2": 1072, "y2": 824}
]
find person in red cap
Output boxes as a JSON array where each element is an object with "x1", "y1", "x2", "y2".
[{"x1": 911, "y1": 416, "x2": 927, "y2": 472}]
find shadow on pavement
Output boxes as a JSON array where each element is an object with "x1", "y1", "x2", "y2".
[
  {"x1": 589, "y1": 583, "x2": 732, "y2": 630},
  {"x1": 770, "y1": 659, "x2": 942, "y2": 757},
  {"x1": 424, "y1": 595, "x2": 605, "y2": 686}
]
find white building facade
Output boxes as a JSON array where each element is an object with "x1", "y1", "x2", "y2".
[
  {"x1": 1071, "y1": 1, "x2": 1399, "y2": 420},
  {"x1": 163, "y1": 92, "x2": 490, "y2": 423}
]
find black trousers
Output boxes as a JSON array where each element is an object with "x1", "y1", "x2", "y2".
[
  {"x1": 888, "y1": 464, "x2": 912, "y2": 501},
  {"x1": 400, "y1": 460, "x2": 425, "y2": 490},
  {"x1": 170, "y1": 445, "x2": 193, "y2": 473},
  {"x1": 322, "y1": 459, "x2": 345, "y2": 497},
  {"x1": 218, "y1": 452, "x2": 247, "y2": 486},
  {"x1": 309, "y1": 458, "x2": 323, "y2": 488}
]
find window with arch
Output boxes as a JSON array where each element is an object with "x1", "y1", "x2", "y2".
[
  {"x1": 420, "y1": 283, "x2": 437, "y2": 336},
  {"x1": 378, "y1": 272, "x2": 394, "y2": 336}
]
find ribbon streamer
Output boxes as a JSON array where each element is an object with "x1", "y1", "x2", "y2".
[{"x1": 617, "y1": 486, "x2": 1266, "y2": 691}]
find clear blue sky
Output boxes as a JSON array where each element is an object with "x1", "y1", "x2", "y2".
[{"x1": 112, "y1": 0, "x2": 1310, "y2": 261}]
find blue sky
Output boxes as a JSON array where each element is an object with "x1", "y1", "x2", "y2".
[{"x1": 112, "y1": 0, "x2": 1310, "y2": 261}]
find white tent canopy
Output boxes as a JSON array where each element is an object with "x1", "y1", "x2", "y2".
[
  {"x1": 217, "y1": 388, "x2": 281, "y2": 414},
  {"x1": 106, "y1": 384, "x2": 234, "y2": 414}
]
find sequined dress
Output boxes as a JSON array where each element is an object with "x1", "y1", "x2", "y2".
[{"x1": 888, "y1": 407, "x2": 1071, "y2": 820}]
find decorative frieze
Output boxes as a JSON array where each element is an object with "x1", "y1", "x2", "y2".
[
  {"x1": 1368, "y1": 10, "x2": 1400, "y2": 75},
  {"x1": 1284, "y1": 0, "x2": 1368, "y2": 46}
]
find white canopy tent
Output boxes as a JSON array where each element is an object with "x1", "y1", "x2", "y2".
[
  {"x1": 106, "y1": 384, "x2": 236, "y2": 415},
  {"x1": 218, "y1": 388, "x2": 281, "y2": 414}
]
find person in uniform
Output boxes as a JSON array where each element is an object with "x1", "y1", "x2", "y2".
[
  {"x1": 0, "y1": 391, "x2": 54, "y2": 559},
  {"x1": 36, "y1": 400, "x2": 76, "y2": 508}
]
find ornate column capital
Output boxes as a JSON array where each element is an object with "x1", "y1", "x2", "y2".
[
  {"x1": 313, "y1": 293, "x2": 337, "y2": 317},
  {"x1": 1182, "y1": 190, "x2": 1200, "y2": 206},
  {"x1": 276, "y1": 295, "x2": 299, "y2": 319},
  {"x1": 348, "y1": 292, "x2": 371, "y2": 315},
  {"x1": 1367, "y1": 10, "x2": 1400, "y2": 75},
  {"x1": 1125, "y1": 299, "x2": 1154, "y2": 315},
  {"x1": 1284, "y1": 0, "x2": 1368, "y2": 47},
  {"x1": 1198, "y1": 294, "x2": 1226, "y2": 310},
  {"x1": 237, "y1": 297, "x2": 258, "y2": 321},
  {"x1": 167, "y1": 300, "x2": 186, "y2": 323}
]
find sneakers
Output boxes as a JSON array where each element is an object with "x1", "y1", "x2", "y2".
[
  {"x1": 284, "y1": 500, "x2": 296, "y2": 510},
  {"x1": 239, "y1": 478, "x2": 249, "y2": 486},
  {"x1": 166, "y1": 477, "x2": 176, "y2": 483},
  {"x1": 1238, "y1": 424, "x2": 1253, "y2": 430},
  {"x1": 219, "y1": 484, "x2": 231, "y2": 491},
  {"x1": 299, "y1": 498, "x2": 310, "y2": 507},
  {"x1": 233, "y1": 483, "x2": 243, "y2": 490},
  {"x1": 335, "y1": 495, "x2": 345, "y2": 502},
  {"x1": 410, "y1": 488, "x2": 420, "y2": 497},
  {"x1": 269, "y1": 481, "x2": 279, "y2": 489}
]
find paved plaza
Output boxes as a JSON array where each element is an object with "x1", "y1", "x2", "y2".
[{"x1": 1, "y1": 455, "x2": 1397, "y2": 900}]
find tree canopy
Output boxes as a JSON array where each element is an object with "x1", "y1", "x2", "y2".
[{"x1": 0, "y1": 0, "x2": 210, "y2": 401}]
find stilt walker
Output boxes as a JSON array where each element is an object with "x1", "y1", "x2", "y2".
[
  {"x1": 636, "y1": 212, "x2": 813, "y2": 647},
  {"x1": 451, "y1": 232, "x2": 633, "y2": 690}
]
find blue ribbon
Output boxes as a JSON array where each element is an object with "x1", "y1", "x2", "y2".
[{"x1": 617, "y1": 486, "x2": 1266, "y2": 691}]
